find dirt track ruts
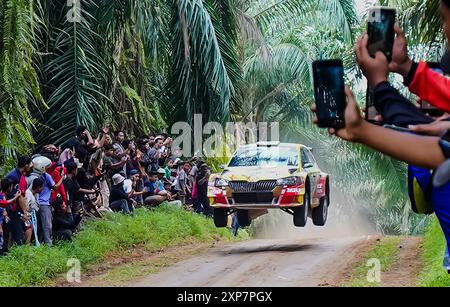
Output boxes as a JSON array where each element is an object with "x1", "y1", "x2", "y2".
[{"x1": 131, "y1": 235, "x2": 370, "y2": 287}]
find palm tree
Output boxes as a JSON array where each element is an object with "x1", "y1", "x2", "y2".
[
  {"x1": 243, "y1": 0, "x2": 438, "y2": 235},
  {"x1": 30, "y1": 0, "x2": 241, "y2": 146},
  {"x1": 0, "y1": 0, "x2": 44, "y2": 171}
]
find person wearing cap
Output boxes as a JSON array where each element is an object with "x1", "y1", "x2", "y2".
[
  {"x1": 109, "y1": 174, "x2": 134, "y2": 214},
  {"x1": 157, "y1": 168, "x2": 167, "y2": 184}
]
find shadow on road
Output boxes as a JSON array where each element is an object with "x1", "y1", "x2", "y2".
[{"x1": 222, "y1": 243, "x2": 315, "y2": 255}]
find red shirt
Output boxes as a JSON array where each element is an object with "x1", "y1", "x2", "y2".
[
  {"x1": 0, "y1": 192, "x2": 9, "y2": 208},
  {"x1": 408, "y1": 62, "x2": 450, "y2": 112},
  {"x1": 4, "y1": 168, "x2": 27, "y2": 212},
  {"x1": 48, "y1": 162, "x2": 68, "y2": 204}
]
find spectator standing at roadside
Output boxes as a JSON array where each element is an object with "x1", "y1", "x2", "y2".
[
  {"x1": 113, "y1": 130, "x2": 128, "y2": 174},
  {"x1": 5, "y1": 156, "x2": 32, "y2": 246},
  {"x1": 0, "y1": 179, "x2": 21, "y2": 253},
  {"x1": 28, "y1": 156, "x2": 64, "y2": 246},
  {"x1": 174, "y1": 161, "x2": 192, "y2": 205},
  {"x1": 196, "y1": 163, "x2": 212, "y2": 217},
  {"x1": 25, "y1": 178, "x2": 44, "y2": 246}
]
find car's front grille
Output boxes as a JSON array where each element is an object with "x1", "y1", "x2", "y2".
[
  {"x1": 229, "y1": 180, "x2": 277, "y2": 193},
  {"x1": 233, "y1": 192, "x2": 274, "y2": 204}
]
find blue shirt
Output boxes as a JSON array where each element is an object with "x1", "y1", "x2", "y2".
[
  {"x1": 0, "y1": 194, "x2": 5, "y2": 224},
  {"x1": 38, "y1": 173, "x2": 55, "y2": 206},
  {"x1": 143, "y1": 179, "x2": 164, "y2": 198},
  {"x1": 5, "y1": 168, "x2": 21, "y2": 197}
]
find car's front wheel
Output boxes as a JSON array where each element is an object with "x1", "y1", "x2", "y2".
[
  {"x1": 237, "y1": 210, "x2": 251, "y2": 227},
  {"x1": 213, "y1": 208, "x2": 228, "y2": 228},
  {"x1": 293, "y1": 187, "x2": 310, "y2": 227},
  {"x1": 312, "y1": 194, "x2": 329, "y2": 226}
]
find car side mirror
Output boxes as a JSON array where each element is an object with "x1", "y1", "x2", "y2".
[
  {"x1": 219, "y1": 164, "x2": 227, "y2": 170},
  {"x1": 303, "y1": 163, "x2": 313, "y2": 169}
]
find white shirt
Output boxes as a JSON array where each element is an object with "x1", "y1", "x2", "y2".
[{"x1": 25, "y1": 189, "x2": 39, "y2": 212}]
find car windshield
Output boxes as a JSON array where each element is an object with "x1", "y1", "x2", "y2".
[{"x1": 228, "y1": 146, "x2": 298, "y2": 167}]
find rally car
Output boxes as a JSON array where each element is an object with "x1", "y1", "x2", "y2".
[{"x1": 208, "y1": 142, "x2": 330, "y2": 228}]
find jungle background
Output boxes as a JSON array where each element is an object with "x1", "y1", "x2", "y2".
[{"x1": 0, "y1": 0, "x2": 447, "y2": 235}]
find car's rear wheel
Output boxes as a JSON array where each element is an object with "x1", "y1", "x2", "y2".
[
  {"x1": 312, "y1": 194, "x2": 329, "y2": 226},
  {"x1": 293, "y1": 183, "x2": 310, "y2": 227},
  {"x1": 237, "y1": 210, "x2": 251, "y2": 227},
  {"x1": 213, "y1": 208, "x2": 228, "y2": 228}
]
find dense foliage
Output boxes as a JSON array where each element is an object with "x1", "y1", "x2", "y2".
[{"x1": 0, "y1": 0, "x2": 445, "y2": 234}]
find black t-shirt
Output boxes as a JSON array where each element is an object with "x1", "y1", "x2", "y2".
[
  {"x1": 76, "y1": 168, "x2": 98, "y2": 189},
  {"x1": 65, "y1": 136, "x2": 97, "y2": 154},
  {"x1": 196, "y1": 172, "x2": 210, "y2": 197},
  {"x1": 109, "y1": 185, "x2": 129, "y2": 204},
  {"x1": 63, "y1": 177, "x2": 83, "y2": 205}
]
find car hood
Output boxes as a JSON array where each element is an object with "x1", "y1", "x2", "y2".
[{"x1": 216, "y1": 165, "x2": 298, "y2": 182}]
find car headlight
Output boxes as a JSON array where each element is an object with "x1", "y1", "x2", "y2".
[
  {"x1": 215, "y1": 178, "x2": 229, "y2": 187},
  {"x1": 277, "y1": 177, "x2": 298, "y2": 186}
]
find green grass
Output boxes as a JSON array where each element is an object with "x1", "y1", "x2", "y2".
[
  {"x1": 419, "y1": 217, "x2": 450, "y2": 287},
  {"x1": 0, "y1": 205, "x2": 247, "y2": 286},
  {"x1": 344, "y1": 236, "x2": 402, "y2": 287}
]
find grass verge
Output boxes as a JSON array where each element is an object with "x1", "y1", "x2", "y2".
[
  {"x1": 0, "y1": 205, "x2": 247, "y2": 286},
  {"x1": 343, "y1": 236, "x2": 402, "y2": 287},
  {"x1": 419, "y1": 217, "x2": 450, "y2": 287}
]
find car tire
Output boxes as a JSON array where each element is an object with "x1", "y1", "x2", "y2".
[
  {"x1": 293, "y1": 183, "x2": 310, "y2": 227},
  {"x1": 312, "y1": 194, "x2": 329, "y2": 226},
  {"x1": 237, "y1": 210, "x2": 251, "y2": 227},
  {"x1": 213, "y1": 208, "x2": 228, "y2": 228}
]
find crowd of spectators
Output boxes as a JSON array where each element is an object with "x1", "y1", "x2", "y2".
[{"x1": 0, "y1": 127, "x2": 212, "y2": 252}]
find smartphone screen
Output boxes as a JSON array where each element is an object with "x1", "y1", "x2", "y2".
[
  {"x1": 367, "y1": 7, "x2": 396, "y2": 62},
  {"x1": 420, "y1": 63, "x2": 445, "y2": 117},
  {"x1": 312, "y1": 60, "x2": 346, "y2": 129}
]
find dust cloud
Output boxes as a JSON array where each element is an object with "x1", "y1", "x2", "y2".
[{"x1": 250, "y1": 187, "x2": 377, "y2": 240}]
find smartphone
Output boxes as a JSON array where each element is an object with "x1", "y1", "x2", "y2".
[
  {"x1": 367, "y1": 7, "x2": 396, "y2": 62},
  {"x1": 312, "y1": 60, "x2": 346, "y2": 129},
  {"x1": 420, "y1": 63, "x2": 445, "y2": 117},
  {"x1": 383, "y1": 124, "x2": 414, "y2": 134}
]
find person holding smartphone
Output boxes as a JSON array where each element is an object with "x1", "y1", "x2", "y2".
[
  {"x1": 4, "y1": 156, "x2": 32, "y2": 247},
  {"x1": 0, "y1": 179, "x2": 22, "y2": 252},
  {"x1": 358, "y1": 0, "x2": 450, "y2": 127}
]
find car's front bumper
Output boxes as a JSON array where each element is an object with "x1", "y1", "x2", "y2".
[{"x1": 208, "y1": 185, "x2": 306, "y2": 209}]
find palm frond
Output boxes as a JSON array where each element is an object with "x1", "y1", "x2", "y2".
[
  {"x1": 166, "y1": 0, "x2": 237, "y2": 125},
  {"x1": 38, "y1": 0, "x2": 109, "y2": 145}
]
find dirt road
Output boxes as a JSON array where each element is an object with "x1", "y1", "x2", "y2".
[{"x1": 131, "y1": 235, "x2": 369, "y2": 287}]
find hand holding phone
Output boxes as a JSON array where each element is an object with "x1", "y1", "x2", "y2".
[{"x1": 312, "y1": 60, "x2": 346, "y2": 129}]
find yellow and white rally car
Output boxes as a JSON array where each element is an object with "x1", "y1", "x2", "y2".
[{"x1": 208, "y1": 142, "x2": 330, "y2": 228}]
